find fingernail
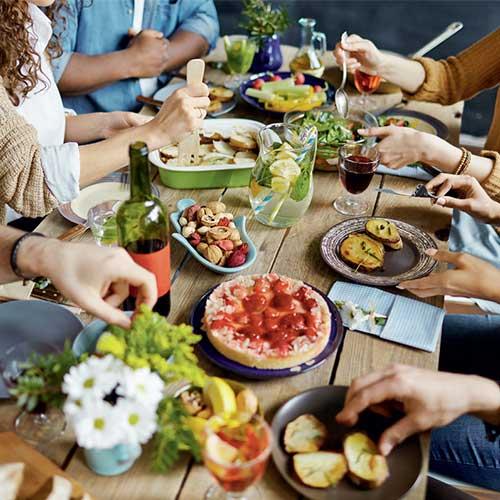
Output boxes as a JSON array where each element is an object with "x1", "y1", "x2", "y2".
[
  {"x1": 396, "y1": 285, "x2": 405, "y2": 290},
  {"x1": 425, "y1": 248, "x2": 437, "y2": 256},
  {"x1": 436, "y1": 197, "x2": 445, "y2": 206},
  {"x1": 380, "y1": 442, "x2": 392, "y2": 456}
]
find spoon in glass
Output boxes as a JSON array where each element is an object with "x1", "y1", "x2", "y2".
[{"x1": 335, "y1": 31, "x2": 349, "y2": 118}]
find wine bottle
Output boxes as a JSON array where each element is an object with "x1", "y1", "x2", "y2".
[{"x1": 117, "y1": 141, "x2": 171, "y2": 317}]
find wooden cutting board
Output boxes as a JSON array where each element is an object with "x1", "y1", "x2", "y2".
[{"x1": 0, "y1": 432, "x2": 89, "y2": 499}]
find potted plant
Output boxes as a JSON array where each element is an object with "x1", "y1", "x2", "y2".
[{"x1": 240, "y1": 0, "x2": 290, "y2": 73}]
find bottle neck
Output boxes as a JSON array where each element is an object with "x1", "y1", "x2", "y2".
[{"x1": 129, "y1": 144, "x2": 152, "y2": 200}]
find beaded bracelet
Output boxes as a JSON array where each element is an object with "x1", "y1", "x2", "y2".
[
  {"x1": 10, "y1": 232, "x2": 45, "y2": 280},
  {"x1": 454, "y1": 147, "x2": 472, "y2": 176}
]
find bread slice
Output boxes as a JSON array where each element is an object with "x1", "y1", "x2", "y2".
[
  {"x1": 344, "y1": 432, "x2": 389, "y2": 489},
  {"x1": 30, "y1": 475, "x2": 73, "y2": 500},
  {"x1": 229, "y1": 133, "x2": 257, "y2": 151},
  {"x1": 365, "y1": 219, "x2": 403, "y2": 250},
  {"x1": 339, "y1": 233, "x2": 385, "y2": 272},
  {"x1": 293, "y1": 452, "x2": 347, "y2": 488},
  {"x1": 0, "y1": 463, "x2": 24, "y2": 500},
  {"x1": 207, "y1": 99, "x2": 223, "y2": 113},
  {"x1": 209, "y1": 87, "x2": 234, "y2": 102},
  {"x1": 284, "y1": 414, "x2": 327, "y2": 453}
]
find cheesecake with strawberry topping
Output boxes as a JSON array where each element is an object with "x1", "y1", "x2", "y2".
[{"x1": 203, "y1": 274, "x2": 331, "y2": 369}]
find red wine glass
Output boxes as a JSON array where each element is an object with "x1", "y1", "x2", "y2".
[
  {"x1": 354, "y1": 69, "x2": 381, "y2": 109},
  {"x1": 334, "y1": 142, "x2": 380, "y2": 215}
]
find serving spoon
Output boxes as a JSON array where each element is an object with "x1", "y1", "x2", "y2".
[{"x1": 335, "y1": 31, "x2": 349, "y2": 118}]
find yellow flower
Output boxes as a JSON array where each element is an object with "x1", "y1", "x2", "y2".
[
  {"x1": 126, "y1": 353, "x2": 149, "y2": 369},
  {"x1": 96, "y1": 332, "x2": 126, "y2": 359}
]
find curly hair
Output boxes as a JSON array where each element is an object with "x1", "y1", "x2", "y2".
[{"x1": 0, "y1": 0, "x2": 66, "y2": 105}]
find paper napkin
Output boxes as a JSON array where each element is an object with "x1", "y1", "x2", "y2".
[{"x1": 328, "y1": 281, "x2": 445, "y2": 352}]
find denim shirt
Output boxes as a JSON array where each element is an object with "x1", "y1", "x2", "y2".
[{"x1": 52, "y1": 0, "x2": 219, "y2": 113}]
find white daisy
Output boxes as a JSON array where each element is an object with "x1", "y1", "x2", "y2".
[
  {"x1": 114, "y1": 399, "x2": 158, "y2": 444},
  {"x1": 116, "y1": 367, "x2": 164, "y2": 407},
  {"x1": 73, "y1": 400, "x2": 123, "y2": 449}
]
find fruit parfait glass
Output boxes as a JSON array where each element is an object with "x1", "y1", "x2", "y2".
[
  {"x1": 203, "y1": 415, "x2": 272, "y2": 500},
  {"x1": 249, "y1": 123, "x2": 317, "y2": 228}
]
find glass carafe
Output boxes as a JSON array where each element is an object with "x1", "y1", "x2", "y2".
[
  {"x1": 290, "y1": 18, "x2": 327, "y2": 78},
  {"x1": 249, "y1": 123, "x2": 317, "y2": 228}
]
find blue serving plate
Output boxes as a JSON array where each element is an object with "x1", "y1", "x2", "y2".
[
  {"x1": 239, "y1": 71, "x2": 334, "y2": 116},
  {"x1": 190, "y1": 284, "x2": 344, "y2": 379},
  {"x1": 170, "y1": 198, "x2": 257, "y2": 275}
]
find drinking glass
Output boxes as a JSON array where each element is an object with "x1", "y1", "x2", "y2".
[
  {"x1": 0, "y1": 341, "x2": 66, "y2": 445},
  {"x1": 203, "y1": 416, "x2": 272, "y2": 500},
  {"x1": 224, "y1": 35, "x2": 257, "y2": 89},
  {"x1": 88, "y1": 201, "x2": 119, "y2": 247},
  {"x1": 354, "y1": 69, "x2": 381, "y2": 109},
  {"x1": 334, "y1": 142, "x2": 380, "y2": 215}
]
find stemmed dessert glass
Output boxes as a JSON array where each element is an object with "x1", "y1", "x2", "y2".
[
  {"x1": 0, "y1": 341, "x2": 66, "y2": 444},
  {"x1": 203, "y1": 415, "x2": 272, "y2": 500},
  {"x1": 224, "y1": 35, "x2": 257, "y2": 90},
  {"x1": 354, "y1": 69, "x2": 381, "y2": 109},
  {"x1": 334, "y1": 141, "x2": 380, "y2": 216}
]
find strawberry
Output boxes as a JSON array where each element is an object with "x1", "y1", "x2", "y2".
[
  {"x1": 252, "y1": 78, "x2": 265, "y2": 89},
  {"x1": 294, "y1": 72, "x2": 305, "y2": 85},
  {"x1": 270, "y1": 74, "x2": 282, "y2": 81}
]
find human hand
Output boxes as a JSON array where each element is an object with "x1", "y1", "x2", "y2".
[
  {"x1": 126, "y1": 29, "x2": 170, "y2": 78},
  {"x1": 30, "y1": 240, "x2": 157, "y2": 328},
  {"x1": 333, "y1": 34, "x2": 383, "y2": 74},
  {"x1": 102, "y1": 111, "x2": 152, "y2": 139},
  {"x1": 398, "y1": 249, "x2": 500, "y2": 301},
  {"x1": 425, "y1": 173, "x2": 500, "y2": 223},
  {"x1": 147, "y1": 84, "x2": 210, "y2": 149},
  {"x1": 358, "y1": 125, "x2": 429, "y2": 168},
  {"x1": 336, "y1": 364, "x2": 499, "y2": 455}
]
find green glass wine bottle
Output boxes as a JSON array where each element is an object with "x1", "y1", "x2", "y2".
[{"x1": 117, "y1": 141, "x2": 171, "y2": 317}]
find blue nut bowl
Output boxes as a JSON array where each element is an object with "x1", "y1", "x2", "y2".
[{"x1": 170, "y1": 198, "x2": 257, "y2": 275}]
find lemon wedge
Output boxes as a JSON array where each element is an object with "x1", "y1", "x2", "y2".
[
  {"x1": 204, "y1": 377, "x2": 237, "y2": 419},
  {"x1": 205, "y1": 434, "x2": 239, "y2": 464},
  {"x1": 269, "y1": 158, "x2": 301, "y2": 180},
  {"x1": 271, "y1": 176, "x2": 291, "y2": 193}
]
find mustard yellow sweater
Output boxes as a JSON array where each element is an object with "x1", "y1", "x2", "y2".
[
  {"x1": 407, "y1": 28, "x2": 500, "y2": 201},
  {"x1": 0, "y1": 83, "x2": 57, "y2": 224}
]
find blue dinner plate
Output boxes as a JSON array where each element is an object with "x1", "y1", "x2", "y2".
[
  {"x1": 239, "y1": 71, "x2": 334, "y2": 116},
  {"x1": 0, "y1": 300, "x2": 83, "y2": 397},
  {"x1": 190, "y1": 283, "x2": 344, "y2": 379}
]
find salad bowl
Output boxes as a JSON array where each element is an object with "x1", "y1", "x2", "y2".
[{"x1": 170, "y1": 198, "x2": 257, "y2": 274}]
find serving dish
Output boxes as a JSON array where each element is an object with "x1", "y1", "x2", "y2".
[
  {"x1": 189, "y1": 283, "x2": 344, "y2": 379},
  {"x1": 321, "y1": 217, "x2": 438, "y2": 287},
  {"x1": 170, "y1": 198, "x2": 257, "y2": 274},
  {"x1": 271, "y1": 385, "x2": 423, "y2": 499},
  {"x1": 240, "y1": 71, "x2": 334, "y2": 115},
  {"x1": 149, "y1": 119, "x2": 265, "y2": 189}
]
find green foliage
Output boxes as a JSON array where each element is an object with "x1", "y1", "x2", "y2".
[
  {"x1": 152, "y1": 397, "x2": 201, "y2": 473},
  {"x1": 240, "y1": 0, "x2": 290, "y2": 39},
  {"x1": 9, "y1": 342, "x2": 80, "y2": 412},
  {"x1": 97, "y1": 305, "x2": 206, "y2": 387}
]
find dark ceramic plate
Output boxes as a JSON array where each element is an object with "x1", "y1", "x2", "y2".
[
  {"x1": 239, "y1": 71, "x2": 334, "y2": 116},
  {"x1": 321, "y1": 217, "x2": 438, "y2": 287},
  {"x1": 0, "y1": 300, "x2": 83, "y2": 397},
  {"x1": 376, "y1": 108, "x2": 449, "y2": 140},
  {"x1": 190, "y1": 283, "x2": 344, "y2": 380},
  {"x1": 272, "y1": 385, "x2": 423, "y2": 500}
]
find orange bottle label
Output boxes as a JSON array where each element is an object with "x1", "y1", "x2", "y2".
[{"x1": 129, "y1": 244, "x2": 171, "y2": 297}]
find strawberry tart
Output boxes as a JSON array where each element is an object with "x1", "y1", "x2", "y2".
[{"x1": 203, "y1": 274, "x2": 331, "y2": 369}]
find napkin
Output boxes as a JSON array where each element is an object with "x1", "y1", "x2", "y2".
[
  {"x1": 328, "y1": 281, "x2": 444, "y2": 352},
  {"x1": 376, "y1": 163, "x2": 434, "y2": 181},
  {"x1": 449, "y1": 210, "x2": 500, "y2": 315}
]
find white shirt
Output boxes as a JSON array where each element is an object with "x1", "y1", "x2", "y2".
[
  {"x1": 8, "y1": 4, "x2": 80, "y2": 221},
  {"x1": 133, "y1": 0, "x2": 160, "y2": 97}
]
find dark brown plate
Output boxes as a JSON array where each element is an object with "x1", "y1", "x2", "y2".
[
  {"x1": 320, "y1": 217, "x2": 438, "y2": 286},
  {"x1": 271, "y1": 386, "x2": 423, "y2": 500}
]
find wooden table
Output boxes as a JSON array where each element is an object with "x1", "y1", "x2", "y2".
[{"x1": 0, "y1": 43, "x2": 463, "y2": 499}]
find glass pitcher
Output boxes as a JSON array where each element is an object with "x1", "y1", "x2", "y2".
[
  {"x1": 249, "y1": 123, "x2": 318, "y2": 228},
  {"x1": 290, "y1": 18, "x2": 327, "y2": 78}
]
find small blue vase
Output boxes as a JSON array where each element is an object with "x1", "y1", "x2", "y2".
[
  {"x1": 250, "y1": 34, "x2": 283, "y2": 73},
  {"x1": 84, "y1": 443, "x2": 142, "y2": 476}
]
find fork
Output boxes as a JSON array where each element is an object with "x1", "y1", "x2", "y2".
[{"x1": 375, "y1": 184, "x2": 439, "y2": 199}]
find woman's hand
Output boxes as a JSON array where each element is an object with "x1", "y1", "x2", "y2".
[
  {"x1": 333, "y1": 34, "x2": 383, "y2": 74},
  {"x1": 426, "y1": 173, "x2": 500, "y2": 223},
  {"x1": 336, "y1": 364, "x2": 500, "y2": 455},
  {"x1": 102, "y1": 111, "x2": 152, "y2": 139},
  {"x1": 398, "y1": 249, "x2": 500, "y2": 301},
  {"x1": 145, "y1": 84, "x2": 210, "y2": 149}
]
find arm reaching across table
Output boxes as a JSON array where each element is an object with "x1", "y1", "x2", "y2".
[{"x1": 0, "y1": 227, "x2": 157, "y2": 328}]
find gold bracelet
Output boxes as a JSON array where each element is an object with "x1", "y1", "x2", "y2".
[{"x1": 454, "y1": 147, "x2": 472, "y2": 176}]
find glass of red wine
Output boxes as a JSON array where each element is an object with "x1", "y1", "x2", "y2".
[
  {"x1": 334, "y1": 142, "x2": 380, "y2": 215},
  {"x1": 354, "y1": 69, "x2": 381, "y2": 108}
]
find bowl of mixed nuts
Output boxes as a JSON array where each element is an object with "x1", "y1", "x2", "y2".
[{"x1": 170, "y1": 198, "x2": 257, "y2": 274}]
